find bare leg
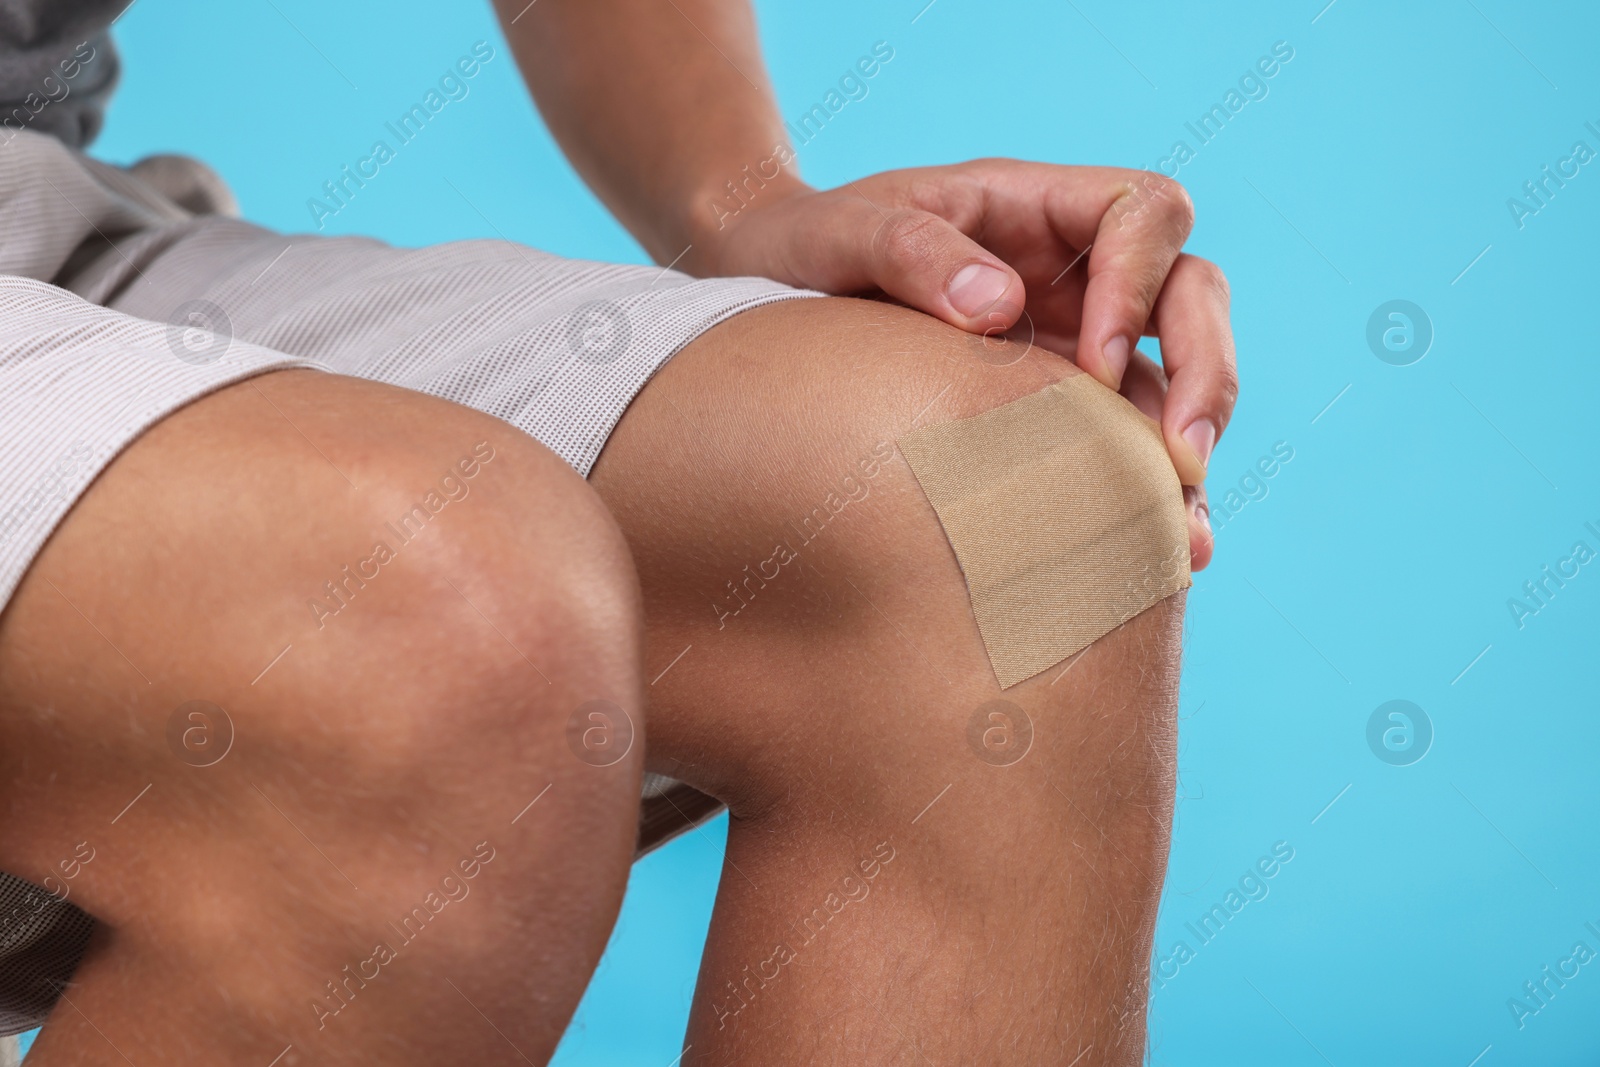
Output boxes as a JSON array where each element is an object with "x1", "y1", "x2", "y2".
[
  {"x1": 0, "y1": 371, "x2": 643, "y2": 1065},
  {"x1": 591, "y1": 298, "x2": 1183, "y2": 1065}
]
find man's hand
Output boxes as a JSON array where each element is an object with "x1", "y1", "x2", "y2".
[
  {"x1": 495, "y1": 0, "x2": 1231, "y2": 569},
  {"x1": 690, "y1": 160, "x2": 1236, "y2": 569}
]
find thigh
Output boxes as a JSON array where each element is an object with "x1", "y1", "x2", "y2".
[{"x1": 0, "y1": 369, "x2": 644, "y2": 1064}]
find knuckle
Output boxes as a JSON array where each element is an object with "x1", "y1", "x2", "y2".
[
  {"x1": 1201, "y1": 344, "x2": 1241, "y2": 415},
  {"x1": 1190, "y1": 256, "x2": 1231, "y2": 303},
  {"x1": 873, "y1": 209, "x2": 947, "y2": 271},
  {"x1": 1133, "y1": 171, "x2": 1195, "y2": 230},
  {"x1": 1215, "y1": 359, "x2": 1241, "y2": 410},
  {"x1": 1160, "y1": 184, "x2": 1197, "y2": 233},
  {"x1": 1108, "y1": 171, "x2": 1194, "y2": 241},
  {"x1": 965, "y1": 155, "x2": 1019, "y2": 172}
]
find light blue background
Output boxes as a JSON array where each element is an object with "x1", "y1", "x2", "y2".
[{"x1": 24, "y1": 0, "x2": 1598, "y2": 1063}]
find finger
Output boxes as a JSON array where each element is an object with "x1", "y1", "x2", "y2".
[
  {"x1": 1066, "y1": 171, "x2": 1195, "y2": 390},
  {"x1": 1118, "y1": 348, "x2": 1168, "y2": 423},
  {"x1": 1185, "y1": 484, "x2": 1214, "y2": 571},
  {"x1": 1150, "y1": 254, "x2": 1238, "y2": 486},
  {"x1": 857, "y1": 206, "x2": 1026, "y2": 334},
  {"x1": 1127, "y1": 351, "x2": 1207, "y2": 567}
]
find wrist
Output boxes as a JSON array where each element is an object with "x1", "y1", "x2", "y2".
[{"x1": 677, "y1": 158, "x2": 812, "y2": 273}]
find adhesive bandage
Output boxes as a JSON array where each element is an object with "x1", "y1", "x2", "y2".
[{"x1": 898, "y1": 373, "x2": 1191, "y2": 688}]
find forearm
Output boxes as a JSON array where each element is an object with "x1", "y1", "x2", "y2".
[{"x1": 493, "y1": 0, "x2": 807, "y2": 266}]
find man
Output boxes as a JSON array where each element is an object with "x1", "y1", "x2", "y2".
[{"x1": 0, "y1": 0, "x2": 1236, "y2": 1063}]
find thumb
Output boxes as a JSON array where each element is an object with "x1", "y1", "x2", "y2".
[{"x1": 859, "y1": 208, "x2": 1025, "y2": 334}]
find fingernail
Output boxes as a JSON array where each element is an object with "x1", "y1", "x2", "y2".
[
  {"x1": 1194, "y1": 500, "x2": 1211, "y2": 533},
  {"x1": 947, "y1": 263, "x2": 1010, "y2": 317},
  {"x1": 1182, "y1": 418, "x2": 1217, "y2": 474},
  {"x1": 1100, "y1": 335, "x2": 1130, "y2": 386}
]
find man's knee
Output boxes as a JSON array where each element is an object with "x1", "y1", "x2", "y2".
[
  {"x1": 596, "y1": 297, "x2": 1185, "y2": 814},
  {"x1": 0, "y1": 371, "x2": 645, "y2": 883},
  {"x1": 295, "y1": 425, "x2": 644, "y2": 773},
  {"x1": 678, "y1": 296, "x2": 1189, "y2": 678},
  {"x1": 204, "y1": 376, "x2": 648, "y2": 801},
  {"x1": 0, "y1": 374, "x2": 645, "y2": 1056}
]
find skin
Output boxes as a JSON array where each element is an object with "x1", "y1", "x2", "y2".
[
  {"x1": 2, "y1": 2, "x2": 1237, "y2": 1061},
  {"x1": 591, "y1": 299, "x2": 1184, "y2": 1065},
  {"x1": 4, "y1": 299, "x2": 1184, "y2": 1065},
  {"x1": 497, "y1": 0, "x2": 1238, "y2": 566},
  {"x1": 0, "y1": 373, "x2": 645, "y2": 1064}
]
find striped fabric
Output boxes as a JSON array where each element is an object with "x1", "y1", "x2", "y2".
[
  {"x1": 0, "y1": 127, "x2": 815, "y2": 1037},
  {"x1": 0, "y1": 875, "x2": 92, "y2": 1038},
  {"x1": 0, "y1": 130, "x2": 816, "y2": 614}
]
